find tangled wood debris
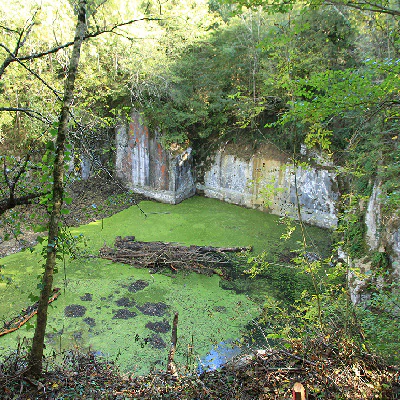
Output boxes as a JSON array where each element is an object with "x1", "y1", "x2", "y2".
[
  {"x1": 1, "y1": 334, "x2": 398, "y2": 399},
  {"x1": 213, "y1": 341, "x2": 398, "y2": 399},
  {"x1": 99, "y1": 236, "x2": 251, "y2": 276}
]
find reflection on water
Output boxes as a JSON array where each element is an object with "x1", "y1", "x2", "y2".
[{"x1": 198, "y1": 340, "x2": 243, "y2": 374}]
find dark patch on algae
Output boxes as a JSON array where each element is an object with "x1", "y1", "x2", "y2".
[
  {"x1": 64, "y1": 305, "x2": 87, "y2": 317},
  {"x1": 145, "y1": 319, "x2": 171, "y2": 333},
  {"x1": 127, "y1": 279, "x2": 149, "y2": 293},
  {"x1": 214, "y1": 306, "x2": 227, "y2": 313},
  {"x1": 137, "y1": 302, "x2": 168, "y2": 316},
  {"x1": 112, "y1": 309, "x2": 137, "y2": 319},
  {"x1": 80, "y1": 293, "x2": 93, "y2": 301},
  {"x1": 147, "y1": 333, "x2": 166, "y2": 349},
  {"x1": 45, "y1": 330, "x2": 63, "y2": 344},
  {"x1": 115, "y1": 297, "x2": 136, "y2": 307},
  {"x1": 83, "y1": 317, "x2": 96, "y2": 327}
]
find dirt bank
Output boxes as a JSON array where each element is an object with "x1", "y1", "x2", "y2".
[{"x1": 0, "y1": 175, "x2": 142, "y2": 258}]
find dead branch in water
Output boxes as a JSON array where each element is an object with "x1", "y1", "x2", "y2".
[{"x1": 0, "y1": 288, "x2": 60, "y2": 337}]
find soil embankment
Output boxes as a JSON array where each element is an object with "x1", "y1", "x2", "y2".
[{"x1": 0, "y1": 175, "x2": 140, "y2": 258}]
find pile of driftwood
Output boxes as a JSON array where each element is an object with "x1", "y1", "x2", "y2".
[{"x1": 99, "y1": 236, "x2": 251, "y2": 276}]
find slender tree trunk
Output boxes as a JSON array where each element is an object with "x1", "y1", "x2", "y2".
[
  {"x1": 167, "y1": 312, "x2": 179, "y2": 378},
  {"x1": 28, "y1": 0, "x2": 87, "y2": 378}
]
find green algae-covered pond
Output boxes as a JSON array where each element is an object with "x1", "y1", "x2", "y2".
[{"x1": 0, "y1": 196, "x2": 331, "y2": 374}]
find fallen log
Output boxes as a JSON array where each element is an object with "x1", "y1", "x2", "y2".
[
  {"x1": 0, "y1": 287, "x2": 61, "y2": 337},
  {"x1": 99, "y1": 236, "x2": 252, "y2": 276}
]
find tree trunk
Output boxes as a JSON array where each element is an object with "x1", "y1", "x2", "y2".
[
  {"x1": 28, "y1": 0, "x2": 87, "y2": 378},
  {"x1": 167, "y1": 312, "x2": 179, "y2": 378}
]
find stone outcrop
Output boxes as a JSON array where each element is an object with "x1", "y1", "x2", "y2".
[
  {"x1": 115, "y1": 112, "x2": 195, "y2": 204},
  {"x1": 115, "y1": 116, "x2": 338, "y2": 228},
  {"x1": 198, "y1": 145, "x2": 338, "y2": 229},
  {"x1": 348, "y1": 180, "x2": 400, "y2": 304},
  {"x1": 365, "y1": 181, "x2": 382, "y2": 251},
  {"x1": 364, "y1": 181, "x2": 400, "y2": 273}
]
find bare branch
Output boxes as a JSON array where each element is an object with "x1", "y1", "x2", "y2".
[
  {"x1": 13, "y1": 57, "x2": 63, "y2": 101},
  {"x1": 0, "y1": 191, "x2": 48, "y2": 215},
  {"x1": 0, "y1": 23, "x2": 34, "y2": 76},
  {"x1": 11, "y1": 17, "x2": 160, "y2": 63},
  {"x1": 0, "y1": 44, "x2": 15, "y2": 77},
  {"x1": 0, "y1": 44, "x2": 63, "y2": 100},
  {"x1": 326, "y1": 0, "x2": 400, "y2": 16},
  {"x1": 0, "y1": 25, "x2": 20, "y2": 34},
  {"x1": 11, "y1": 152, "x2": 31, "y2": 192},
  {"x1": 0, "y1": 150, "x2": 45, "y2": 215},
  {"x1": 0, "y1": 16, "x2": 160, "y2": 80},
  {"x1": 0, "y1": 107, "x2": 52, "y2": 124}
]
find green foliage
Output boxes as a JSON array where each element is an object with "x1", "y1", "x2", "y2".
[
  {"x1": 370, "y1": 250, "x2": 390, "y2": 272},
  {"x1": 333, "y1": 193, "x2": 368, "y2": 258},
  {"x1": 244, "y1": 252, "x2": 270, "y2": 277},
  {"x1": 239, "y1": 249, "x2": 323, "y2": 305},
  {"x1": 221, "y1": 0, "x2": 296, "y2": 14},
  {"x1": 248, "y1": 251, "x2": 391, "y2": 365},
  {"x1": 0, "y1": 211, "x2": 23, "y2": 243},
  {"x1": 275, "y1": 57, "x2": 400, "y2": 211},
  {"x1": 248, "y1": 173, "x2": 286, "y2": 208},
  {"x1": 357, "y1": 282, "x2": 400, "y2": 362},
  {"x1": 135, "y1": 5, "x2": 358, "y2": 147},
  {"x1": 130, "y1": 8, "x2": 282, "y2": 145},
  {"x1": 223, "y1": 0, "x2": 400, "y2": 19},
  {"x1": 345, "y1": 221, "x2": 366, "y2": 258},
  {"x1": 58, "y1": 228, "x2": 88, "y2": 260},
  {"x1": 380, "y1": 147, "x2": 400, "y2": 215}
]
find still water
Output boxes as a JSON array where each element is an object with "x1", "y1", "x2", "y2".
[{"x1": 0, "y1": 197, "x2": 331, "y2": 374}]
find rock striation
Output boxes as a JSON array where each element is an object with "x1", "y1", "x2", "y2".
[
  {"x1": 199, "y1": 145, "x2": 338, "y2": 229},
  {"x1": 115, "y1": 111, "x2": 195, "y2": 204},
  {"x1": 115, "y1": 116, "x2": 338, "y2": 229}
]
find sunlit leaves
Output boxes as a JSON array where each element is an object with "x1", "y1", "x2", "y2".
[
  {"x1": 304, "y1": 124, "x2": 332, "y2": 152},
  {"x1": 244, "y1": 251, "x2": 271, "y2": 277}
]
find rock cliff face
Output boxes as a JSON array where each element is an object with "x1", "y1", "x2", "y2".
[
  {"x1": 115, "y1": 112, "x2": 195, "y2": 204},
  {"x1": 115, "y1": 116, "x2": 338, "y2": 228},
  {"x1": 115, "y1": 115, "x2": 338, "y2": 228},
  {"x1": 199, "y1": 145, "x2": 338, "y2": 229},
  {"x1": 114, "y1": 116, "x2": 399, "y2": 303},
  {"x1": 364, "y1": 182, "x2": 400, "y2": 273},
  {"x1": 347, "y1": 181, "x2": 400, "y2": 303}
]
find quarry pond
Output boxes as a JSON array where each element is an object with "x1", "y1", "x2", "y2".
[{"x1": 0, "y1": 196, "x2": 331, "y2": 375}]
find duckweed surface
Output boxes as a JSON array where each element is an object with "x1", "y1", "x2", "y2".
[{"x1": 0, "y1": 196, "x2": 331, "y2": 374}]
